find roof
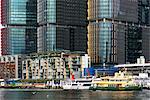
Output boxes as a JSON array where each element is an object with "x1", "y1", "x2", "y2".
[{"x1": 115, "y1": 63, "x2": 150, "y2": 68}]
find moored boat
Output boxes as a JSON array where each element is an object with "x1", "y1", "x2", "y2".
[
  {"x1": 63, "y1": 78, "x2": 93, "y2": 90},
  {"x1": 63, "y1": 78, "x2": 102, "y2": 90},
  {"x1": 89, "y1": 71, "x2": 142, "y2": 91}
]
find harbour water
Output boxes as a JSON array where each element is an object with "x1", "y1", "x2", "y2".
[{"x1": 0, "y1": 89, "x2": 149, "y2": 100}]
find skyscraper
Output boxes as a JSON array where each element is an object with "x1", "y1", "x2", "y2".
[
  {"x1": 88, "y1": 0, "x2": 150, "y2": 65},
  {"x1": 37, "y1": 0, "x2": 87, "y2": 53},
  {"x1": 139, "y1": 0, "x2": 150, "y2": 62},
  {"x1": 1, "y1": 0, "x2": 37, "y2": 55}
]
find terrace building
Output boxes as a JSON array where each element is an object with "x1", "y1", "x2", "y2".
[{"x1": 22, "y1": 51, "x2": 91, "y2": 80}]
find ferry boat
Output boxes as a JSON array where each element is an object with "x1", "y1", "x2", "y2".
[
  {"x1": 133, "y1": 73, "x2": 150, "y2": 90},
  {"x1": 89, "y1": 71, "x2": 142, "y2": 91},
  {"x1": 63, "y1": 78, "x2": 101, "y2": 90}
]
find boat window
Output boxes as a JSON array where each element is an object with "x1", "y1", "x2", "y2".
[
  {"x1": 116, "y1": 80, "x2": 120, "y2": 81},
  {"x1": 76, "y1": 80, "x2": 92, "y2": 83},
  {"x1": 72, "y1": 84, "x2": 77, "y2": 86},
  {"x1": 110, "y1": 80, "x2": 114, "y2": 81},
  {"x1": 83, "y1": 84, "x2": 91, "y2": 86},
  {"x1": 108, "y1": 84, "x2": 117, "y2": 87},
  {"x1": 102, "y1": 79, "x2": 109, "y2": 81}
]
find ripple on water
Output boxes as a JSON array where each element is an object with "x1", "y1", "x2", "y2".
[{"x1": 0, "y1": 89, "x2": 149, "y2": 100}]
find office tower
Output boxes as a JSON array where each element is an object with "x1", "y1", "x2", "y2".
[
  {"x1": 140, "y1": 0, "x2": 150, "y2": 62},
  {"x1": 1, "y1": 0, "x2": 37, "y2": 55},
  {"x1": 88, "y1": 0, "x2": 150, "y2": 65},
  {"x1": 37, "y1": 0, "x2": 87, "y2": 52}
]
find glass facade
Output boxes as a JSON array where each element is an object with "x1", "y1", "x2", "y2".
[
  {"x1": 38, "y1": 25, "x2": 56, "y2": 52},
  {"x1": 37, "y1": 0, "x2": 87, "y2": 53},
  {"x1": 126, "y1": 26, "x2": 142, "y2": 63},
  {"x1": 138, "y1": 0, "x2": 150, "y2": 62},
  {"x1": 88, "y1": 21, "x2": 113, "y2": 64},
  {"x1": 37, "y1": 0, "x2": 56, "y2": 52},
  {"x1": 9, "y1": 28, "x2": 26, "y2": 54},
  {"x1": 88, "y1": 0, "x2": 119, "y2": 64},
  {"x1": 37, "y1": 0, "x2": 56, "y2": 24},
  {"x1": 138, "y1": 0, "x2": 150, "y2": 25},
  {"x1": 1, "y1": 0, "x2": 37, "y2": 55},
  {"x1": 88, "y1": 0, "x2": 145, "y2": 64},
  {"x1": 7, "y1": 27, "x2": 37, "y2": 54}
]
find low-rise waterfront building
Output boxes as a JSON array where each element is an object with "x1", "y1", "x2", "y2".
[
  {"x1": 22, "y1": 51, "x2": 91, "y2": 80},
  {"x1": 22, "y1": 56, "x2": 65, "y2": 80},
  {"x1": 115, "y1": 56, "x2": 150, "y2": 76},
  {"x1": 0, "y1": 55, "x2": 26, "y2": 79},
  {"x1": 62, "y1": 52, "x2": 91, "y2": 79}
]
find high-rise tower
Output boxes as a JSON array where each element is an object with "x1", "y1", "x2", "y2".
[
  {"x1": 37, "y1": 0, "x2": 87, "y2": 53},
  {"x1": 88, "y1": 0, "x2": 150, "y2": 65},
  {"x1": 1, "y1": 0, "x2": 37, "y2": 55},
  {"x1": 140, "y1": 0, "x2": 150, "y2": 62}
]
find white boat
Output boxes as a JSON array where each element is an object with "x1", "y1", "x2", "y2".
[
  {"x1": 133, "y1": 73, "x2": 150, "y2": 89},
  {"x1": 63, "y1": 78, "x2": 99, "y2": 90}
]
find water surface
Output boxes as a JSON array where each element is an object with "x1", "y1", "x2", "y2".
[{"x1": 0, "y1": 89, "x2": 149, "y2": 100}]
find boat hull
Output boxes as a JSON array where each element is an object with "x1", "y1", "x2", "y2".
[
  {"x1": 89, "y1": 86, "x2": 142, "y2": 91},
  {"x1": 63, "y1": 85, "x2": 90, "y2": 90}
]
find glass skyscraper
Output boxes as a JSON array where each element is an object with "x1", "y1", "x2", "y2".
[
  {"x1": 37, "y1": 0, "x2": 87, "y2": 52},
  {"x1": 88, "y1": 0, "x2": 150, "y2": 65},
  {"x1": 140, "y1": 0, "x2": 150, "y2": 62},
  {"x1": 1, "y1": 0, "x2": 37, "y2": 55}
]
